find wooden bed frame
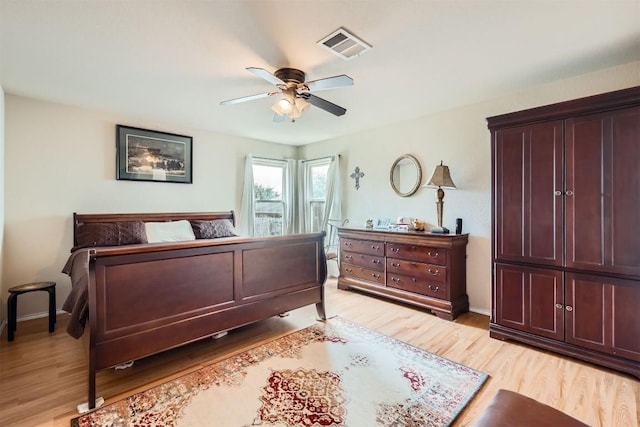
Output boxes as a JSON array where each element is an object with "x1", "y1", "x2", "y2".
[{"x1": 71, "y1": 211, "x2": 327, "y2": 409}]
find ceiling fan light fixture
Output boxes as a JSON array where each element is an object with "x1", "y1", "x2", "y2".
[
  {"x1": 271, "y1": 102, "x2": 288, "y2": 116},
  {"x1": 277, "y1": 98, "x2": 291, "y2": 111},
  {"x1": 289, "y1": 97, "x2": 310, "y2": 120},
  {"x1": 295, "y1": 97, "x2": 310, "y2": 113}
]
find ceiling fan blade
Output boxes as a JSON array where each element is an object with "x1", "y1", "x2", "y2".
[
  {"x1": 302, "y1": 93, "x2": 347, "y2": 116},
  {"x1": 247, "y1": 67, "x2": 285, "y2": 86},
  {"x1": 304, "y1": 75, "x2": 353, "y2": 92},
  {"x1": 220, "y1": 91, "x2": 278, "y2": 105}
]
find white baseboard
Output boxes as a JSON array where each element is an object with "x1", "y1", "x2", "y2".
[
  {"x1": 469, "y1": 306, "x2": 490, "y2": 317},
  {"x1": 13, "y1": 309, "x2": 66, "y2": 323},
  {"x1": 1, "y1": 310, "x2": 65, "y2": 338}
]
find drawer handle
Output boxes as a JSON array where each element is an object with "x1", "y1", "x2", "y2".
[
  {"x1": 392, "y1": 277, "x2": 400, "y2": 283},
  {"x1": 345, "y1": 242, "x2": 352, "y2": 247},
  {"x1": 427, "y1": 251, "x2": 439, "y2": 258},
  {"x1": 345, "y1": 255, "x2": 353, "y2": 260},
  {"x1": 372, "y1": 259, "x2": 381, "y2": 264},
  {"x1": 391, "y1": 262, "x2": 400, "y2": 268},
  {"x1": 372, "y1": 273, "x2": 381, "y2": 279},
  {"x1": 345, "y1": 268, "x2": 352, "y2": 273},
  {"x1": 428, "y1": 269, "x2": 439, "y2": 276},
  {"x1": 428, "y1": 285, "x2": 439, "y2": 292},
  {"x1": 391, "y1": 247, "x2": 400, "y2": 253},
  {"x1": 371, "y1": 245, "x2": 380, "y2": 251}
]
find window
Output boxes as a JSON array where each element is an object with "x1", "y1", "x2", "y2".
[
  {"x1": 303, "y1": 158, "x2": 331, "y2": 232},
  {"x1": 252, "y1": 158, "x2": 287, "y2": 237},
  {"x1": 240, "y1": 155, "x2": 337, "y2": 238}
]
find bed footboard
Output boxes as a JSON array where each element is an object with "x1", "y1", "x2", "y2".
[{"x1": 85, "y1": 232, "x2": 326, "y2": 408}]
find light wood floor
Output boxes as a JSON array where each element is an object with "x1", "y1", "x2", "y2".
[{"x1": 0, "y1": 279, "x2": 638, "y2": 426}]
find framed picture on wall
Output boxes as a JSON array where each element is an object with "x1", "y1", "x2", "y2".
[{"x1": 116, "y1": 125, "x2": 193, "y2": 184}]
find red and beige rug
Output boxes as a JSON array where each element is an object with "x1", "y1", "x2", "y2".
[{"x1": 72, "y1": 317, "x2": 488, "y2": 426}]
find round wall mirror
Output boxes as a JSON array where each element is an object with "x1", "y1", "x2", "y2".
[{"x1": 390, "y1": 154, "x2": 422, "y2": 197}]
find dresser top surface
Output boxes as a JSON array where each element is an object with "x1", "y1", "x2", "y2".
[{"x1": 338, "y1": 226, "x2": 469, "y2": 246}]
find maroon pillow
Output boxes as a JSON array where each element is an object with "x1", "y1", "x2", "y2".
[
  {"x1": 189, "y1": 219, "x2": 238, "y2": 239},
  {"x1": 74, "y1": 221, "x2": 147, "y2": 250}
]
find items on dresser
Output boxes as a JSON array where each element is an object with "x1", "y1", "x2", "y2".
[{"x1": 337, "y1": 227, "x2": 469, "y2": 320}]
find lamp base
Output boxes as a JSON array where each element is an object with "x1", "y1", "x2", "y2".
[{"x1": 430, "y1": 227, "x2": 450, "y2": 234}]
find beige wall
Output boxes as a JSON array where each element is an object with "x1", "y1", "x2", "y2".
[
  {"x1": 3, "y1": 96, "x2": 296, "y2": 319},
  {"x1": 0, "y1": 86, "x2": 5, "y2": 327},
  {"x1": 3, "y1": 61, "x2": 638, "y2": 320},
  {"x1": 300, "y1": 61, "x2": 640, "y2": 314}
]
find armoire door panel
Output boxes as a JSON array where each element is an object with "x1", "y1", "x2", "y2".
[
  {"x1": 495, "y1": 265, "x2": 526, "y2": 327},
  {"x1": 495, "y1": 129, "x2": 525, "y2": 261},
  {"x1": 565, "y1": 107, "x2": 640, "y2": 276},
  {"x1": 529, "y1": 270, "x2": 562, "y2": 336},
  {"x1": 565, "y1": 118, "x2": 606, "y2": 269},
  {"x1": 564, "y1": 274, "x2": 607, "y2": 350},
  {"x1": 494, "y1": 263, "x2": 563, "y2": 340},
  {"x1": 494, "y1": 121, "x2": 563, "y2": 266},
  {"x1": 610, "y1": 108, "x2": 640, "y2": 275},
  {"x1": 611, "y1": 281, "x2": 640, "y2": 361},
  {"x1": 566, "y1": 273, "x2": 640, "y2": 362}
]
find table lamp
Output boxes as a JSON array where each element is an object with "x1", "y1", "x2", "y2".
[{"x1": 425, "y1": 161, "x2": 456, "y2": 233}]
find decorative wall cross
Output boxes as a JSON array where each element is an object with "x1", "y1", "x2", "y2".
[{"x1": 350, "y1": 166, "x2": 364, "y2": 190}]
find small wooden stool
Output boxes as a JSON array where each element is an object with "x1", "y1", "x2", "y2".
[{"x1": 7, "y1": 281, "x2": 56, "y2": 342}]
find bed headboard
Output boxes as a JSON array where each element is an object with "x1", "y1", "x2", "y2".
[{"x1": 73, "y1": 211, "x2": 235, "y2": 248}]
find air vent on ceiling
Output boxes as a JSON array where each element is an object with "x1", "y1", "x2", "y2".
[{"x1": 317, "y1": 27, "x2": 372, "y2": 60}]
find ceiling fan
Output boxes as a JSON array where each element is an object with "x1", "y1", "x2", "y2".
[{"x1": 220, "y1": 67, "x2": 353, "y2": 122}]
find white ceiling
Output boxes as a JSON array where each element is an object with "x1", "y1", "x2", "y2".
[{"x1": 1, "y1": 1, "x2": 639, "y2": 146}]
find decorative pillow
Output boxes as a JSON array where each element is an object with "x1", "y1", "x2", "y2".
[
  {"x1": 190, "y1": 219, "x2": 238, "y2": 239},
  {"x1": 74, "y1": 221, "x2": 147, "y2": 250},
  {"x1": 145, "y1": 220, "x2": 196, "y2": 243}
]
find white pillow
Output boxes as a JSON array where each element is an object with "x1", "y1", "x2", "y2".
[{"x1": 145, "y1": 220, "x2": 196, "y2": 243}]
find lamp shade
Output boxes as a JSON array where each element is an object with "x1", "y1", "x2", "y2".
[{"x1": 426, "y1": 161, "x2": 456, "y2": 188}]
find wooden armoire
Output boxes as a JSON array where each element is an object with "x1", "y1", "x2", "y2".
[{"x1": 487, "y1": 86, "x2": 640, "y2": 378}]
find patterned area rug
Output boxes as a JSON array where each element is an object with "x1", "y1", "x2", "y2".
[{"x1": 71, "y1": 317, "x2": 488, "y2": 426}]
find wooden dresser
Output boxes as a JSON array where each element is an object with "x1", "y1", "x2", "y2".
[{"x1": 337, "y1": 227, "x2": 469, "y2": 320}]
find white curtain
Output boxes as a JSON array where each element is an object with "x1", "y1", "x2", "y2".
[
  {"x1": 283, "y1": 159, "x2": 299, "y2": 234},
  {"x1": 322, "y1": 156, "x2": 342, "y2": 240},
  {"x1": 238, "y1": 155, "x2": 255, "y2": 236},
  {"x1": 297, "y1": 160, "x2": 309, "y2": 233}
]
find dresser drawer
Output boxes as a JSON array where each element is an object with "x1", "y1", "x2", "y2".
[
  {"x1": 387, "y1": 258, "x2": 447, "y2": 283},
  {"x1": 341, "y1": 238, "x2": 384, "y2": 256},
  {"x1": 341, "y1": 263, "x2": 385, "y2": 285},
  {"x1": 386, "y1": 243, "x2": 447, "y2": 266},
  {"x1": 387, "y1": 273, "x2": 449, "y2": 299},
  {"x1": 341, "y1": 251, "x2": 385, "y2": 271}
]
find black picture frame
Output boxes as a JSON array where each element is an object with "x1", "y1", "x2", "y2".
[{"x1": 116, "y1": 125, "x2": 193, "y2": 184}]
